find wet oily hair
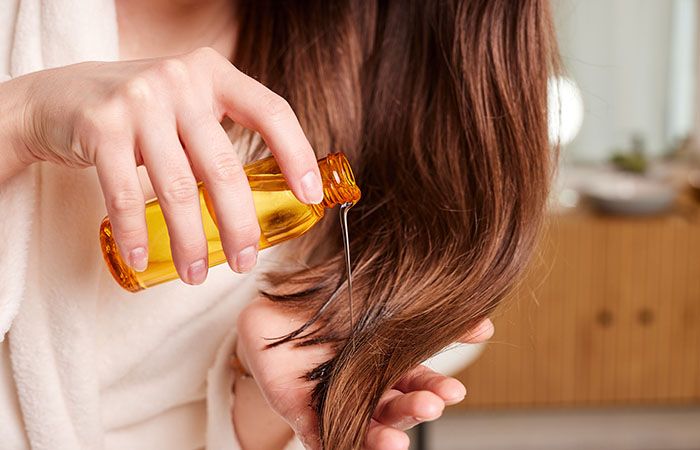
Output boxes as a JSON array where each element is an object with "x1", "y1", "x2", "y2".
[{"x1": 234, "y1": 1, "x2": 559, "y2": 448}]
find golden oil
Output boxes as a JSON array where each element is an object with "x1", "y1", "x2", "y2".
[
  {"x1": 339, "y1": 202, "x2": 355, "y2": 338},
  {"x1": 100, "y1": 152, "x2": 361, "y2": 292}
]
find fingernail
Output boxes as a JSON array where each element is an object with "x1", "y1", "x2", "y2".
[
  {"x1": 187, "y1": 259, "x2": 207, "y2": 285},
  {"x1": 445, "y1": 394, "x2": 466, "y2": 405},
  {"x1": 129, "y1": 247, "x2": 148, "y2": 272},
  {"x1": 412, "y1": 415, "x2": 440, "y2": 426},
  {"x1": 300, "y1": 170, "x2": 323, "y2": 204},
  {"x1": 235, "y1": 246, "x2": 257, "y2": 273},
  {"x1": 413, "y1": 411, "x2": 441, "y2": 422}
]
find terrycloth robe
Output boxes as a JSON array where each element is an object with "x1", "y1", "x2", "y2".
[{"x1": 0, "y1": 1, "x2": 304, "y2": 449}]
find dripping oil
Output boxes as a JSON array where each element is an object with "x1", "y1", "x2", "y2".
[{"x1": 339, "y1": 202, "x2": 355, "y2": 339}]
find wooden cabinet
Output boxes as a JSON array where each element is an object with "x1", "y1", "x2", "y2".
[{"x1": 453, "y1": 206, "x2": 700, "y2": 409}]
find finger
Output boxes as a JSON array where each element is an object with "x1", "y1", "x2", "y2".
[
  {"x1": 394, "y1": 365, "x2": 466, "y2": 405},
  {"x1": 139, "y1": 120, "x2": 208, "y2": 285},
  {"x1": 179, "y1": 114, "x2": 260, "y2": 273},
  {"x1": 373, "y1": 388, "x2": 403, "y2": 421},
  {"x1": 365, "y1": 419, "x2": 410, "y2": 450},
  {"x1": 459, "y1": 318, "x2": 495, "y2": 343},
  {"x1": 96, "y1": 144, "x2": 148, "y2": 272},
  {"x1": 374, "y1": 389, "x2": 404, "y2": 414},
  {"x1": 213, "y1": 65, "x2": 323, "y2": 205},
  {"x1": 374, "y1": 390, "x2": 444, "y2": 430}
]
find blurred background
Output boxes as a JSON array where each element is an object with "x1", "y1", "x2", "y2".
[{"x1": 413, "y1": 1, "x2": 700, "y2": 449}]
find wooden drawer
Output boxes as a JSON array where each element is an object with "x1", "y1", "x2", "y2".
[{"x1": 453, "y1": 210, "x2": 700, "y2": 409}]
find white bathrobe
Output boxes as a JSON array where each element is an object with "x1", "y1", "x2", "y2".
[{"x1": 0, "y1": 1, "x2": 304, "y2": 449}]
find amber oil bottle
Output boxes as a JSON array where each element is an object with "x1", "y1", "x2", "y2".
[{"x1": 100, "y1": 152, "x2": 361, "y2": 292}]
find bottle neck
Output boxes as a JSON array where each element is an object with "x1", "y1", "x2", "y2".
[{"x1": 318, "y1": 153, "x2": 361, "y2": 208}]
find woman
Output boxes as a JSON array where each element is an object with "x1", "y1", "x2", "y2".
[{"x1": 0, "y1": 0, "x2": 557, "y2": 449}]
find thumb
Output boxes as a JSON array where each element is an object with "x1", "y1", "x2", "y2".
[{"x1": 459, "y1": 318, "x2": 494, "y2": 343}]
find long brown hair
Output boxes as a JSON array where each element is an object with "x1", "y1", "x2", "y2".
[{"x1": 234, "y1": 1, "x2": 559, "y2": 448}]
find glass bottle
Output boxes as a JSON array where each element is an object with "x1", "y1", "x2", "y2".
[{"x1": 99, "y1": 152, "x2": 361, "y2": 292}]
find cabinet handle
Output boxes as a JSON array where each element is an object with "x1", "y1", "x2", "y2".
[
  {"x1": 596, "y1": 309, "x2": 614, "y2": 328},
  {"x1": 637, "y1": 308, "x2": 654, "y2": 326}
]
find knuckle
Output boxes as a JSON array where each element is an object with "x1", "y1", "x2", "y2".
[
  {"x1": 208, "y1": 153, "x2": 242, "y2": 183},
  {"x1": 261, "y1": 92, "x2": 292, "y2": 122},
  {"x1": 233, "y1": 221, "x2": 261, "y2": 246},
  {"x1": 115, "y1": 224, "x2": 145, "y2": 243},
  {"x1": 161, "y1": 175, "x2": 200, "y2": 205},
  {"x1": 121, "y1": 77, "x2": 153, "y2": 103},
  {"x1": 174, "y1": 239, "x2": 206, "y2": 256},
  {"x1": 107, "y1": 189, "x2": 144, "y2": 216},
  {"x1": 188, "y1": 47, "x2": 231, "y2": 80},
  {"x1": 190, "y1": 46, "x2": 220, "y2": 62},
  {"x1": 155, "y1": 58, "x2": 189, "y2": 84}
]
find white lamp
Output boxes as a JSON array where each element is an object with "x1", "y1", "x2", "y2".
[{"x1": 548, "y1": 76, "x2": 584, "y2": 147}]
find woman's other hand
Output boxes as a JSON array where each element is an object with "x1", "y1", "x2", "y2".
[
  {"x1": 368, "y1": 318, "x2": 494, "y2": 445},
  {"x1": 235, "y1": 298, "x2": 494, "y2": 450},
  {"x1": 1, "y1": 48, "x2": 322, "y2": 283}
]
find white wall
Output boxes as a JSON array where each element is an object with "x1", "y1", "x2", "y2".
[{"x1": 553, "y1": 0, "x2": 696, "y2": 162}]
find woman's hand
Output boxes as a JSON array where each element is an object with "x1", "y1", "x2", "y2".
[
  {"x1": 2, "y1": 47, "x2": 322, "y2": 282},
  {"x1": 235, "y1": 298, "x2": 494, "y2": 449}
]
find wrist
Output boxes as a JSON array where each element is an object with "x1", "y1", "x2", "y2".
[{"x1": 0, "y1": 75, "x2": 37, "y2": 182}]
